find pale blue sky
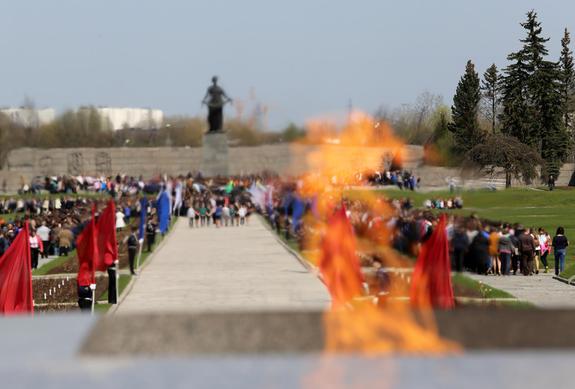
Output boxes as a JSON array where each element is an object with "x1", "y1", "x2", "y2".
[{"x1": 1, "y1": 1, "x2": 574, "y2": 129}]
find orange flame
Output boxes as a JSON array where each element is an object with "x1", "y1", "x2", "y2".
[{"x1": 294, "y1": 111, "x2": 459, "y2": 356}]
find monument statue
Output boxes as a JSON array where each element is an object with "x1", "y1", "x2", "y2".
[{"x1": 202, "y1": 76, "x2": 232, "y2": 133}]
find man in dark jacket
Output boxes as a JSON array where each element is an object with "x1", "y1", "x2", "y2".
[
  {"x1": 0, "y1": 232, "x2": 8, "y2": 257},
  {"x1": 519, "y1": 228, "x2": 536, "y2": 276},
  {"x1": 126, "y1": 226, "x2": 139, "y2": 276},
  {"x1": 451, "y1": 226, "x2": 469, "y2": 272},
  {"x1": 510, "y1": 230, "x2": 521, "y2": 275}
]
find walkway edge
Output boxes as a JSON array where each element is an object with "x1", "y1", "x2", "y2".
[
  {"x1": 107, "y1": 219, "x2": 179, "y2": 316},
  {"x1": 258, "y1": 215, "x2": 316, "y2": 273},
  {"x1": 554, "y1": 275, "x2": 575, "y2": 286}
]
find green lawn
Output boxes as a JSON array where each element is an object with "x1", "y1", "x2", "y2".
[
  {"x1": 99, "y1": 274, "x2": 132, "y2": 302},
  {"x1": 96, "y1": 274, "x2": 133, "y2": 313},
  {"x1": 32, "y1": 252, "x2": 76, "y2": 276},
  {"x1": 452, "y1": 273, "x2": 514, "y2": 299},
  {"x1": 370, "y1": 187, "x2": 575, "y2": 276}
]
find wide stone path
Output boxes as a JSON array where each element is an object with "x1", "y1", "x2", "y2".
[
  {"x1": 115, "y1": 217, "x2": 330, "y2": 314},
  {"x1": 468, "y1": 272, "x2": 575, "y2": 308}
]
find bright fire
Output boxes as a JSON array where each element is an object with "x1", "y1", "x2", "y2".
[{"x1": 296, "y1": 111, "x2": 459, "y2": 355}]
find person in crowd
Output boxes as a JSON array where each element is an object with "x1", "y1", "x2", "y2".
[
  {"x1": 489, "y1": 227, "x2": 501, "y2": 275},
  {"x1": 187, "y1": 205, "x2": 197, "y2": 228},
  {"x1": 222, "y1": 203, "x2": 231, "y2": 227},
  {"x1": 532, "y1": 227, "x2": 540, "y2": 275},
  {"x1": 0, "y1": 231, "x2": 8, "y2": 257},
  {"x1": 538, "y1": 227, "x2": 550, "y2": 273},
  {"x1": 510, "y1": 226, "x2": 521, "y2": 275},
  {"x1": 145, "y1": 218, "x2": 157, "y2": 252},
  {"x1": 519, "y1": 228, "x2": 536, "y2": 276},
  {"x1": 230, "y1": 204, "x2": 239, "y2": 226},
  {"x1": 116, "y1": 208, "x2": 127, "y2": 230},
  {"x1": 58, "y1": 226, "x2": 73, "y2": 257},
  {"x1": 214, "y1": 204, "x2": 223, "y2": 228},
  {"x1": 36, "y1": 221, "x2": 51, "y2": 259},
  {"x1": 498, "y1": 227, "x2": 514, "y2": 276},
  {"x1": 238, "y1": 204, "x2": 248, "y2": 226},
  {"x1": 29, "y1": 229, "x2": 43, "y2": 269},
  {"x1": 552, "y1": 227, "x2": 569, "y2": 276},
  {"x1": 126, "y1": 226, "x2": 139, "y2": 276},
  {"x1": 451, "y1": 225, "x2": 469, "y2": 272},
  {"x1": 199, "y1": 203, "x2": 209, "y2": 227},
  {"x1": 470, "y1": 226, "x2": 490, "y2": 275}
]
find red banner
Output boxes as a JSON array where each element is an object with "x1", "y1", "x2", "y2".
[
  {"x1": 0, "y1": 222, "x2": 33, "y2": 314},
  {"x1": 77, "y1": 206, "x2": 99, "y2": 287},
  {"x1": 96, "y1": 199, "x2": 118, "y2": 271}
]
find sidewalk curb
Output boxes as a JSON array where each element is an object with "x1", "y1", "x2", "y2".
[
  {"x1": 553, "y1": 275, "x2": 575, "y2": 286},
  {"x1": 258, "y1": 215, "x2": 316, "y2": 273},
  {"x1": 107, "y1": 218, "x2": 179, "y2": 316}
]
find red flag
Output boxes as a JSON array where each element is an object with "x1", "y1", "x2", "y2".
[
  {"x1": 319, "y1": 205, "x2": 364, "y2": 308},
  {"x1": 77, "y1": 206, "x2": 99, "y2": 287},
  {"x1": 0, "y1": 222, "x2": 33, "y2": 315},
  {"x1": 410, "y1": 215, "x2": 454, "y2": 309},
  {"x1": 96, "y1": 199, "x2": 117, "y2": 271}
]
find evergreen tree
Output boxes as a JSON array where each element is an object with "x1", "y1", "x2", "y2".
[
  {"x1": 537, "y1": 59, "x2": 569, "y2": 178},
  {"x1": 500, "y1": 11, "x2": 569, "y2": 178},
  {"x1": 481, "y1": 64, "x2": 500, "y2": 134},
  {"x1": 448, "y1": 60, "x2": 483, "y2": 153},
  {"x1": 500, "y1": 47, "x2": 531, "y2": 144},
  {"x1": 560, "y1": 28, "x2": 575, "y2": 135}
]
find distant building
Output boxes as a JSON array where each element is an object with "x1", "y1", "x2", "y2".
[
  {"x1": 0, "y1": 107, "x2": 56, "y2": 128},
  {"x1": 95, "y1": 107, "x2": 164, "y2": 131},
  {"x1": 1, "y1": 106, "x2": 164, "y2": 131}
]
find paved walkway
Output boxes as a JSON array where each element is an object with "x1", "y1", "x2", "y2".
[
  {"x1": 115, "y1": 217, "x2": 330, "y2": 314},
  {"x1": 468, "y1": 272, "x2": 575, "y2": 308}
]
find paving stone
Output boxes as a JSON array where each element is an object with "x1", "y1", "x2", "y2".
[{"x1": 114, "y1": 216, "x2": 330, "y2": 314}]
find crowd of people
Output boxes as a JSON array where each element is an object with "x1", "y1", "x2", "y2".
[
  {"x1": 366, "y1": 169, "x2": 420, "y2": 191},
  {"x1": 186, "y1": 202, "x2": 250, "y2": 228},
  {"x1": 0, "y1": 173, "x2": 263, "y2": 271},
  {"x1": 451, "y1": 223, "x2": 568, "y2": 277},
  {"x1": 258, "y1": 177, "x2": 569, "y2": 283},
  {"x1": 0, "y1": 195, "x2": 152, "y2": 270},
  {"x1": 8, "y1": 172, "x2": 570, "y2": 284},
  {"x1": 423, "y1": 197, "x2": 463, "y2": 210}
]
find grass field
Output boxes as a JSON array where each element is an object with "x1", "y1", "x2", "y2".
[
  {"x1": 372, "y1": 187, "x2": 575, "y2": 276},
  {"x1": 451, "y1": 273, "x2": 514, "y2": 299}
]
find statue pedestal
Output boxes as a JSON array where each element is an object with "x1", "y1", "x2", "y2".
[{"x1": 201, "y1": 132, "x2": 229, "y2": 177}]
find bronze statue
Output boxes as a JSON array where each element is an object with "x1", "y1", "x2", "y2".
[{"x1": 202, "y1": 76, "x2": 232, "y2": 133}]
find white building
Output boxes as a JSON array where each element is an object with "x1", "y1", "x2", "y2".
[
  {"x1": 0, "y1": 107, "x2": 56, "y2": 128},
  {"x1": 95, "y1": 107, "x2": 164, "y2": 131}
]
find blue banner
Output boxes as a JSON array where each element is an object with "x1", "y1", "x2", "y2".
[
  {"x1": 158, "y1": 191, "x2": 170, "y2": 234},
  {"x1": 291, "y1": 196, "x2": 305, "y2": 233},
  {"x1": 138, "y1": 197, "x2": 148, "y2": 240}
]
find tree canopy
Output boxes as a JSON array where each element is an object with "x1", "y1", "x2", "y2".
[{"x1": 466, "y1": 133, "x2": 543, "y2": 188}]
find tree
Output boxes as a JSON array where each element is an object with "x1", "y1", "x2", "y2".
[
  {"x1": 424, "y1": 106, "x2": 456, "y2": 165},
  {"x1": 537, "y1": 60, "x2": 569, "y2": 178},
  {"x1": 374, "y1": 92, "x2": 443, "y2": 145},
  {"x1": 448, "y1": 60, "x2": 484, "y2": 153},
  {"x1": 559, "y1": 28, "x2": 575, "y2": 136},
  {"x1": 466, "y1": 134, "x2": 543, "y2": 188},
  {"x1": 500, "y1": 45, "x2": 531, "y2": 144},
  {"x1": 481, "y1": 64, "x2": 501, "y2": 134},
  {"x1": 500, "y1": 11, "x2": 569, "y2": 178}
]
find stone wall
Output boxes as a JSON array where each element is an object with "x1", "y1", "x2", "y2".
[
  {"x1": 0, "y1": 144, "x2": 425, "y2": 191},
  {"x1": 1, "y1": 143, "x2": 572, "y2": 192}
]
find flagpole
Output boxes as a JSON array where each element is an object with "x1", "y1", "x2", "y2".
[
  {"x1": 90, "y1": 283, "x2": 96, "y2": 315},
  {"x1": 136, "y1": 239, "x2": 144, "y2": 272},
  {"x1": 114, "y1": 259, "x2": 119, "y2": 303}
]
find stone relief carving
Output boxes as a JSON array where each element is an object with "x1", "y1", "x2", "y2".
[
  {"x1": 67, "y1": 152, "x2": 84, "y2": 176},
  {"x1": 38, "y1": 155, "x2": 53, "y2": 175},
  {"x1": 95, "y1": 152, "x2": 112, "y2": 175}
]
